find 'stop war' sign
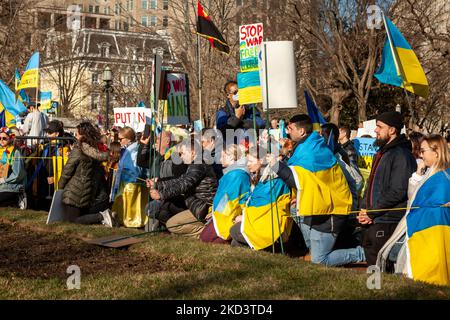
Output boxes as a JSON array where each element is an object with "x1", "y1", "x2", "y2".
[{"x1": 239, "y1": 23, "x2": 263, "y2": 72}]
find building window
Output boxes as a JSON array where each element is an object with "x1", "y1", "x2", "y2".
[
  {"x1": 150, "y1": 15, "x2": 157, "y2": 26},
  {"x1": 115, "y1": 4, "x2": 121, "y2": 14},
  {"x1": 236, "y1": 0, "x2": 243, "y2": 6},
  {"x1": 104, "y1": 6, "x2": 111, "y2": 14},
  {"x1": 95, "y1": 5, "x2": 100, "y2": 13},
  {"x1": 127, "y1": 0, "x2": 134, "y2": 11},
  {"x1": 163, "y1": 0, "x2": 168, "y2": 10},
  {"x1": 142, "y1": 0, "x2": 148, "y2": 10},
  {"x1": 89, "y1": 5, "x2": 93, "y2": 12},
  {"x1": 91, "y1": 93, "x2": 100, "y2": 111},
  {"x1": 141, "y1": 16, "x2": 148, "y2": 27},
  {"x1": 92, "y1": 73, "x2": 99, "y2": 85},
  {"x1": 162, "y1": 16, "x2": 168, "y2": 27},
  {"x1": 150, "y1": 0, "x2": 157, "y2": 9}
]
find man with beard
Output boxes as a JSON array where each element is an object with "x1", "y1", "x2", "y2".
[{"x1": 358, "y1": 111, "x2": 416, "y2": 266}]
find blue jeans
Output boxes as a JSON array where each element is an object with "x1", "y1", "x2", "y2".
[{"x1": 300, "y1": 222, "x2": 366, "y2": 266}]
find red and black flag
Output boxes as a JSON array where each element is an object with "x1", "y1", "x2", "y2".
[{"x1": 197, "y1": 1, "x2": 230, "y2": 54}]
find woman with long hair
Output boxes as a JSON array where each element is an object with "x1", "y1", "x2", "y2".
[
  {"x1": 378, "y1": 134, "x2": 450, "y2": 285},
  {"x1": 58, "y1": 122, "x2": 113, "y2": 226},
  {"x1": 404, "y1": 134, "x2": 450, "y2": 286},
  {"x1": 0, "y1": 127, "x2": 26, "y2": 207}
]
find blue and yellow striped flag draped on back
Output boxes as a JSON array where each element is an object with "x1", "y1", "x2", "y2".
[
  {"x1": 288, "y1": 131, "x2": 352, "y2": 220},
  {"x1": 241, "y1": 176, "x2": 292, "y2": 251},
  {"x1": 406, "y1": 169, "x2": 450, "y2": 286},
  {"x1": 305, "y1": 90, "x2": 326, "y2": 132},
  {"x1": 17, "y1": 52, "x2": 39, "y2": 90},
  {"x1": 375, "y1": 16, "x2": 429, "y2": 98},
  {"x1": 212, "y1": 166, "x2": 251, "y2": 240}
]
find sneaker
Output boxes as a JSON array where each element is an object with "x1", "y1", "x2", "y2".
[
  {"x1": 145, "y1": 218, "x2": 159, "y2": 232},
  {"x1": 100, "y1": 209, "x2": 113, "y2": 228},
  {"x1": 18, "y1": 191, "x2": 27, "y2": 210}
]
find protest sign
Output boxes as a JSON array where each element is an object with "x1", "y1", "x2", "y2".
[
  {"x1": 113, "y1": 107, "x2": 152, "y2": 132},
  {"x1": 259, "y1": 41, "x2": 297, "y2": 109},
  {"x1": 239, "y1": 23, "x2": 263, "y2": 72},
  {"x1": 237, "y1": 71, "x2": 263, "y2": 105},
  {"x1": 353, "y1": 137, "x2": 378, "y2": 172},
  {"x1": 163, "y1": 73, "x2": 190, "y2": 125}
]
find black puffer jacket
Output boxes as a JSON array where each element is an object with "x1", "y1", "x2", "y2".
[
  {"x1": 58, "y1": 143, "x2": 109, "y2": 209},
  {"x1": 362, "y1": 134, "x2": 417, "y2": 223},
  {"x1": 156, "y1": 163, "x2": 217, "y2": 220}
]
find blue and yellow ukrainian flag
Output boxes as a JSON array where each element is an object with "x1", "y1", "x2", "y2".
[
  {"x1": 40, "y1": 91, "x2": 52, "y2": 110},
  {"x1": 237, "y1": 71, "x2": 263, "y2": 105},
  {"x1": 17, "y1": 52, "x2": 39, "y2": 90},
  {"x1": 305, "y1": 90, "x2": 326, "y2": 131},
  {"x1": 212, "y1": 167, "x2": 251, "y2": 240},
  {"x1": 0, "y1": 80, "x2": 26, "y2": 127},
  {"x1": 406, "y1": 169, "x2": 450, "y2": 286},
  {"x1": 15, "y1": 69, "x2": 29, "y2": 104},
  {"x1": 288, "y1": 131, "x2": 352, "y2": 219},
  {"x1": 241, "y1": 177, "x2": 292, "y2": 251},
  {"x1": 375, "y1": 16, "x2": 429, "y2": 98}
]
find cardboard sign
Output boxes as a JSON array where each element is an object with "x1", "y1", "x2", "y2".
[
  {"x1": 259, "y1": 41, "x2": 298, "y2": 109},
  {"x1": 353, "y1": 137, "x2": 378, "y2": 171},
  {"x1": 239, "y1": 23, "x2": 263, "y2": 72},
  {"x1": 237, "y1": 71, "x2": 263, "y2": 105},
  {"x1": 47, "y1": 190, "x2": 80, "y2": 224},
  {"x1": 164, "y1": 73, "x2": 190, "y2": 125},
  {"x1": 113, "y1": 107, "x2": 152, "y2": 133}
]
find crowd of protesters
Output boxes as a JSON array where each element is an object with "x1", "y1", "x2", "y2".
[{"x1": 0, "y1": 84, "x2": 449, "y2": 286}]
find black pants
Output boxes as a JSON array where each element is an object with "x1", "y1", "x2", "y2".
[
  {"x1": 0, "y1": 192, "x2": 19, "y2": 207},
  {"x1": 74, "y1": 200, "x2": 111, "y2": 225},
  {"x1": 362, "y1": 223, "x2": 398, "y2": 266}
]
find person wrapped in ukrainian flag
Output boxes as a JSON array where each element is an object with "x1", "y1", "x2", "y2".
[
  {"x1": 269, "y1": 114, "x2": 366, "y2": 266},
  {"x1": 211, "y1": 144, "x2": 251, "y2": 241},
  {"x1": 230, "y1": 151, "x2": 293, "y2": 250}
]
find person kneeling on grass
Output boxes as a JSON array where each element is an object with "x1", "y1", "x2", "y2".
[
  {"x1": 148, "y1": 136, "x2": 217, "y2": 238},
  {"x1": 230, "y1": 150, "x2": 293, "y2": 250},
  {"x1": 200, "y1": 144, "x2": 251, "y2": 244},
  {"x1": 58, "y1": 122, "x2": 113, "y2": 226},
  {"x1": 0, "y1": 127, "x2": 26, "y2": 208}
]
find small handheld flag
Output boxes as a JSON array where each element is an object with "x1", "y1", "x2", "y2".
[
  {"x1": 374, "y1": 16, "x2": 429, "y2": 98},
  {"x1": 197, "y1": 1, "x2": 230, "y2": 54}
]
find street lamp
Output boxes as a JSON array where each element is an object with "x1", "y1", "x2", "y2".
[{"x1": 103, "y1": 66, "x2": 113, "y2": 129}]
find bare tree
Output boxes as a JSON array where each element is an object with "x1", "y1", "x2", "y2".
[
  {"x1": 0, "y1": 0, "x2": 40, "y2": 86},
  {"x1": 287, "y1": 0, "x2": 389, "y2": 125},
  {"x1": 41, "y1": 31, "x2": 90, "y2": 117},
  {"x1": 170, "y1": 0, "x2": 239, "y2": 125}
]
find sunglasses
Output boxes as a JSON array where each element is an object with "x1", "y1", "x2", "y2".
[
  {"x1": 0, "y1": 136, "x2": 10, "y2": 141},
  {"x1": 229, "y1": 90, "x2": 238, "y2": 95}
]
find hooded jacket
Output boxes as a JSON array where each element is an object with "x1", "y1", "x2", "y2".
[
  {"x1": 362, "y1": 134, "x2": 417, "y2": 223},
  {"x1": 58, "y1": 143, "x2": 109, "y2": 209}
]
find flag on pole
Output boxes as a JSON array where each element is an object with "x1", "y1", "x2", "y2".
[
  {"x1": 0, "y1": 80, "x2": 27, "y2": 117},
  {"x1": 374, "y1": 16, "x2": 429, "y2": 98},
  {"x1": 304, "y1": 90, "x2": 326, "y2": 131},
  {"x1": 15, "y1": 69, "x2": 30, "y2": 104},
  {"x1": 17, "y1": 52, "x2": 39, "y2": 90},
  {"x1": 197, "y1": 1, "x2": 230, "y2": 54}
]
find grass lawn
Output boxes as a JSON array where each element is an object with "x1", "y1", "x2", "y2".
[{"x1": 0, "y1": 208, "x2": 449, "y2": 300}]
